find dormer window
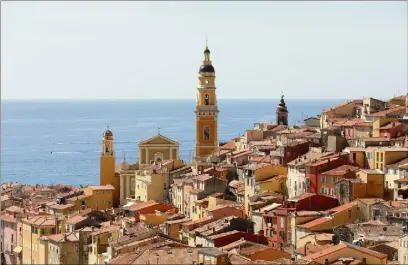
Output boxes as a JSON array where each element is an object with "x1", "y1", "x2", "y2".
[{"x1": 205, "y1": 80, "x2": 209, "y2": 84}]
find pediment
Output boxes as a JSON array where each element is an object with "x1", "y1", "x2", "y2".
[{"x1": 139, "y1": 134, "x2": 179, "y2": 146}]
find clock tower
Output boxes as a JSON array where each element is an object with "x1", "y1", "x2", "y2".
[{"x1": 194, "y1": 43, "x2": 219, "y2": 162}]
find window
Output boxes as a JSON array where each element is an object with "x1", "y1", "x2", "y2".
[
  {"x1": 205, "y1": 79, "x2": 209, "y2": 84},
  {"x1": 320, "y1": 188, "x2": 324, "y2": 194},
  {"x1": 204, "y1": 94, "x2": 210, "y2": 105},
  {"x1": 321, "y1": 176, "x2": 326, "y2": 183},
  {"x1": 203, "y1": 126, "x2": 210, "y2": 140}
]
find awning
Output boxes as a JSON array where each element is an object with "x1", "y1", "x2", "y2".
[{"x1": 14, "y1": 246, "x2": 22, "y2": 254}]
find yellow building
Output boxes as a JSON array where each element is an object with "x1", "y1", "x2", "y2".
[
  {"x1": 138, "y1": 131, "x2": 180, "y2": 169},
  {"x1": 21, "y1": 215, "x2": 57, "y2": 265},
  {"x1": 374, "y1": 147, "x2": 408, "y2": 171},
  {"x1": 355, "y1": 198, "x2": 385, "y2": 222},
  {"x1": 99, "y1": 127, "x2": 120, "y2": 207},
  {"x1": 119, "y1": 132, "x2": 180, "y2": 204},
  {"x1": 66, "y1": 194, "x2": 92, "y2": 212},
  {"x1": 244, "y1": 164, "x2": 288, "y2": 216},
  {"x1": 346, "y1": 147, "x2": 366, "y2": 168},
  {"x1": 356, "y1": 169, "x2": 384, "y2": 199},
  {"x1": 134, "y1": 159, "x2": 185, "y2": 202},
  {"x1": 195, "y1": 44, "x2": 219, "y2": 162},
  {"x1": 353, "y1": 122, "x2": 373, "y2": 138},
  {"x1": 88, "y1": 225, "x2": 120, "y2": 265},
  {"x1": 47, "y1": 232, "x2": 80, "y2": 265},
  {"x1": 296, "y1": 202, "x2": 358, "y2": 235},
  {"x1": 83, "y1": 185, "x2": 115, "y2": 211}
]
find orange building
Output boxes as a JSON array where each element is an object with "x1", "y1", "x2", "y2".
[
  {"x1": 318, "y1": 165, "x2": 360, "y2": 197},
  {"x1": 83, "y1": 185, "x2": 115, "y2": 210},
  {"x1": 195, "y1": 43, "x2": 219, "y2": 162},
  {"x1": 100, "y1": 127, "x2": 120, "y2": 207}
]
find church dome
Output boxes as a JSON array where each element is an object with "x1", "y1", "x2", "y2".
[
  {"x1": 104, "y1": 128, "x2": 113, "y2": 137},
  {"x1": 120, "y1": 160, "x2": 129, "y2": 170},
  {"x1": 204, "y1": 47, "x2": 210, "y2": 54},
  {"x1": 199, "y1": 64, "x2": 215, "y2": 73}
]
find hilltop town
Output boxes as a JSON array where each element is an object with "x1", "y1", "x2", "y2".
[{"x1": 2, "y1": 46, "x2": 408, "y2": 265}]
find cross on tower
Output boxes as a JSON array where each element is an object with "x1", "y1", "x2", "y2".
[
  {"x1": 206, "y1": 36, "x2": 208, "y2": 48},
  {"x1": 158, "y1": 126, "x2": 161, "y2": 135}
]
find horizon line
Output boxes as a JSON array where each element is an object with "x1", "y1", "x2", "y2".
[{"x1": 1, "y1": 97, "x2": 352, "y2": 101}]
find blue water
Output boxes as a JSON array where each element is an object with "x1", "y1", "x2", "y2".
[{"x1": 1, "y1": 99, "x2": 343, "y2": 186}]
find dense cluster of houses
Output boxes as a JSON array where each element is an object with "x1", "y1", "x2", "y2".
[{"x1": 2, "y1": 95, "x2": 408, "y2": 265}]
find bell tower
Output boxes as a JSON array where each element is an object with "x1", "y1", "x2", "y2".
[
  {"x1": 100, "y1": 126, "x2": 120, "y2": 207},
  {"x1": 194, "y1": 42, "x2": 219, "y2": 162},
  {"x1": 276, "y1": 94, "x2": 289, "y2": 125}
]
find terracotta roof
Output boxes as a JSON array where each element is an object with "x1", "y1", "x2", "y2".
[
  {"x1": 239, "y1": 245, "x2": 269, "y2": 256},
  {"x1": 47, "y1": 232, "x2": 79, "y2": 243},
  {"x1": 90, "y1": 224, "x2": 120, "y2": 236},
  {"x1": 359, "y1": 169, "x2": 383, "y2": 175},
  {"x1": 320, "y1": 165, "x2": 360, "y2": 176},
  {"x1": 357, "y1": 198, "x2": 385, "y2": 205},
  {"x1": 220, "y1": 141, "x2": 236, "y2": 150},
  {"x1": 1, "y1": 214, "x2": 17, "y2": 223},
  {"x1": 298, "y1": 202, "x2": 357, "y2": 229},
  {"x1": 231, "y1": 150, "x2": 253, "y2": 159},
  {"x1": 22, "y1": 215, "x2": 56, "y2": 226},
  {"x1": 394, "y1": 177, "x2": 408, "y2": 183},
  {"x1": 323, "y1": 100, "x2": 363, "y2": 114},
  {"x1": 354, "y1": 121, "x2": 373, "y2": 127},
  {"x1": 229, "y1": 180, "x2": 244, "y2": 189},
  {"x1": 366, "y1": 106, "x2": 405, "y2": 117},
  {"x1": 48, "y1": 203, "x2": 74, "y2": 210},
  {"x1": 195, "y1": 174, "x2": 213, "y2": 182},
  {"x1": 302, "y1": 242, "x2": 387, "y2": 261},
  {"x1": 385, "y1": 157, "x2": 408, "y2": 168},
  {"x1": 287, "y1": 131, "x2": 317, "y2": 139},
  {"x1": 86, "y1": 185, "x2": 115, "y2": 190},
  {"x1": 124, "y1": 200, "x2": 158, "y2": 211},
  {"x1": 288, "y1": 193, "x2": 316, "y2": 202},
  {"x1": 4, "y1": 205, "x2": 23, "y2": 213},
  {"x1": 66, "y1": 215, "x2": 88, "y2": 225},
  {"x1": 380, "y1": 121, "x2": 403, "y2": 129}
]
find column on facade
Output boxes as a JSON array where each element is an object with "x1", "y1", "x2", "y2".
[
  {"x1": 145, "y1": 148, "x2": 149, "y2": 165},
  {"x1": 120, "y1": 175, "x2": 125, "y2": 199},
  {"x1": 170, "y1": 147, "x2": 173, "y2": 160},
  {"x1": 127, "y1": 176, "x2": 131, "y2": 199}
]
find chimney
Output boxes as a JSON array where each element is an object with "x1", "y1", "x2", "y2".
[{"x1": 63, "y1": 233, "x2": 68, "y2": 241}]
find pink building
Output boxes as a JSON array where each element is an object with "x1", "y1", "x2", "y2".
[{"x1": 1, "y1": 212, "x2": 20, "y2": 265}]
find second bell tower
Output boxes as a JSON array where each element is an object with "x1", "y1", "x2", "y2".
[{"x1": 194, "y1": 43, "x2": 219, "y2": 162}]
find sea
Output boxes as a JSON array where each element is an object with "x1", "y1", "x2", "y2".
[{"x1": 1, "y1": 99, "x2": 344, "y2": 186}]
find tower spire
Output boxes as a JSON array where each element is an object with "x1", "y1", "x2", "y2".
[
  {"x1": 123, "y1": 152, "x2": 126, "y2": 161},
  {"x1": 206, "y1": 36, "x2": 208, "y2": 49}
]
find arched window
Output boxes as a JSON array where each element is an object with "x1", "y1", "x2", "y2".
[
  {"x1": 154, "y1": 152, "x2": 164, "y2": 164},
  {"x1": 203, "y1": 126, "x2": 210, "y2": 140},
  {"x1": 204, "y1": 94, "x2": 210, "y2": 105}
]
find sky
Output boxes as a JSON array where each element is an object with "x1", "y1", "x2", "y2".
[{"x1": 1, "y1": 1, "x2": 407, "y2": 100}]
